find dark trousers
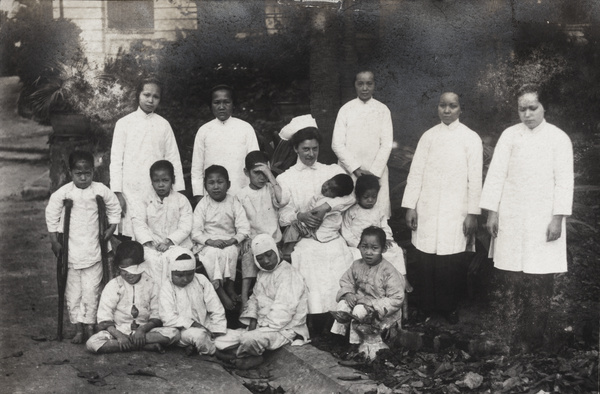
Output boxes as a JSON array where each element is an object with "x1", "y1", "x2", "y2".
[
  {"x1": 491, "y1": 269, "x2": 554, "y2": 350},
  {"x1": 414, "y1": 250, "x2": 469, "y2": 313}
]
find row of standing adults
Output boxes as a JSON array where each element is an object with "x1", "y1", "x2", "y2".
[{"x1": 109, "y1": 72, "x2": 573, "y2": 350}]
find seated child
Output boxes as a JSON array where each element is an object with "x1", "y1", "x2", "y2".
[
  {"x1": 45, "y1": 150, "x2": 121, "y2": 344},
  {"x1": 341, "y1": 175, "x2": 407, "y2": 278},
  {"x1": 192, "y1": 165, "x2": 250, "y2": 310},
  {"x1": 237, "y1": 151, "x2": 288, "y2": 309},
  {"x1": 159, "y1": 246, "x2": 228, "y2": 356},
  {"x1": 86, "y1": 241, "x2": 180, "y2": 353},
  {"x1": 216, "y1": 234, "x2": 309, "y2": 367},
  {"x1": 282, "y1": 173, "x2": 354, "y2": 247},
  {"x1": 331, "y1": 226, "x2": 405, "y2": 345},
  {"x1": 131, "y1": 160, "x2": 193, "y2": 286}
]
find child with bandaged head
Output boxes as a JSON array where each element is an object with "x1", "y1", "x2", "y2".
[
  {"x1": 159, "y1": 246, "x2": 228, "y2": 356},
  {"x1": 86, "y1": 241, "x2": 179, "y2": 353}
]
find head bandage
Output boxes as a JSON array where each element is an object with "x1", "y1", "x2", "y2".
[
  {"x1": 251, "y1": 234, "x2": 280, "y2": 271},
  {"x1": 279, "y1": 114, "x2": 318, "y2": 141},
  {"x1": 120, "y1": 264, "x2": 145, "y2": 275},
  {"x1": 167, "y1": 246, "x2": 196, "y2": 272}
]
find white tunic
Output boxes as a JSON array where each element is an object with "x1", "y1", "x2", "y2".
[
  {"x1": 237, "y1": 184, "x2": 286, "y2": 242},
  {"x1": 240, "y1": 262, "x2": 309, "y2": 340},
  {"x1": 131, "y1": 190, "x2": 193, "y2": 249},
  {"x1": 278, "y1": 161, "x2": 355, "y2": 313},
  {"x1": 479, "y1": 120, "x2": 573, "y2": 274},
  {"x1": 96, "y1": 273, "x2": 159, "y2": 335},
  {"x1": 341, "y1": 204, "x2": 406, "y2": 274},
  {"x1": 332, "y1": 97, "x2": 394, "y2": 217},
  {"x1": 159, "y1": 273, "x2": 227, "y2": 334},
  {"x1": 401, "y1": 120, "x2": 483, "y2": 255},
  {"x1": 191, "y1": 117, "x2": 259, "y2": 197},
  {"x1": 46, "y1": 181, "x2": 121, "y2": 268},
  {"x1": 110, "y1": 108, "x2": 185, "y2": 236}
]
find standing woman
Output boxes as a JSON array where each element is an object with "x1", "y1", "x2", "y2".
[
  {"x1": 110, "y1": 77, "x2": 185, "y2": 239},
  {"x1": 332, "y1": 70, "x2": 394, "y2": 218},
  {"x1": 191, "y1": 85, "x2": 259, "y2": 203},
  {"x1": 480, "y1": 84, "x2": 573, "y2": 351},
  {"x1": 277, "y1": 116, "x2": 355, "y2": 338},
  {"x1": 402, "y1": 92, "x2": 482, "y2": 324}
]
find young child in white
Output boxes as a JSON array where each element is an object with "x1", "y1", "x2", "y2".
[
  {"x1": 331, "y1": 226, "x2": 405, "y2": 345},
  {"x1": 86, "y1": 241, "x2": 180, "y2": 353},
  {"x1": 159, "y1": 247, "x2": 228, "y2": 356},
  {"x1": 237, "y1": 151, "x2": 288, "y2": 309},
  {"x1": 282, "y1": 173, "x2": 354, "y2": 246},
  {"x1": 131, "y1": 160, "x2": 193, "y2": 286},
  {"x1": 192, "y1": 165, "x2": 250, "y2": 310},
  {"x1": 341, "y1": 175, "x2": 407, "y2": 277},
  {"x1": 215, "y1": 234, "x2": 309, "y2": 367},
  {"x1": 46, "y1": 151, "x2": 121, "y2": 344}
]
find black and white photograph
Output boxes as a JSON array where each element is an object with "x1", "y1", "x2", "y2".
[{"x1": 0, "y1": 0, "x2": 598, "y2": 392}]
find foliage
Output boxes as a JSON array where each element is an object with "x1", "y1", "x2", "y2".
[
  {"x1": 100, "y1": 8, "x2": 311, "y2": 165},
  {"x1": 475, "y1": 22, "x2": 600, "y2": 137}
]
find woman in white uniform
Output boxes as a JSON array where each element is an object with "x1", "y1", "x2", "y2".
[
  {"x1": 402, "y1": 92, "x2": 482, "y2": 323},
  {"x1": 480, "y1": 84, "x2": 573, "y2": 352},
  {"x1": 110, "y1": 77, "x2": 185, "y2": 238},
  {"x1": 277, "y1": 116, "x2": 355, "y2": 338}
]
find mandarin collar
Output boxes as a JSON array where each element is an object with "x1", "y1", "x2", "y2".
[
  {"x1": 440, "y1": 119, "x2": 460, "y2": 130},
  {"x1": 136, "y1": 107, "x2": 155, "y2": 119},
  {"x1": 216, "y1": 117, "x2": 232, "y2": 126},
  {"x1": 522, "y1": 119, "x2": 546, "y2": 134},
  {"x1": 357, "y1": 97, "x2": 373, "y2": 105}
]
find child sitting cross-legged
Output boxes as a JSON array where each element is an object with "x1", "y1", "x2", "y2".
[
  {"x1": 215, "y1": 234, "x2": 309, "y2": 368},
  {"x1": 131, "y1": 160, "x2": 193, "y2": 288},
  {"x1": 341, "y1": 175, "x2": 409, "y2": 282},
  {"x1": 281, "y1": 173, "x2": 354, "y2": 255},
  {"x1": 159, "y1": 247, "x2": 229, "y2": 356},
  {"x1": 86, "y1": 241, "x2": 180, "y2": 354},
  {"x1": 331, "y1": 226, "x2": 405, "y2": 347},
  {"x1": 192, "y1": 165, "x2": 250, "y2": 310}
]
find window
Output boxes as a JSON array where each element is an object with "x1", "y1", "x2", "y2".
[{"x1": 107, "y1": 0, "x2": 154, "y2": 30}]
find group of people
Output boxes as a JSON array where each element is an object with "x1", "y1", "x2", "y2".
[{"x1": 45, "y1": 69, "x2": 573, "y2": 360}]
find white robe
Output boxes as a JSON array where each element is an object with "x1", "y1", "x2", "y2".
[
  {"x1": 45, "y1": 181, "x2": 121, "y2": 268},
  {"x1": 192, "y1": 194, "x2": 250, "y2": 282},
  {"x1": 401, "y1": 120, "x2": 482, "y2": 255},
  {"x1": 237, "y1": 184, "x2": 286, "y2": 242},
  {"x1": 240, "y1": 261, "x2": 309, "y2": 341},
  {"x1": 96, "y1": 273, "x2": 159, "y2": 335},
  {"x1": 110, "y1": 108, "x2": 185, "y2": 237},
  {"x1": 332, "y1": 97, "x2": 394, "y2": 218},
  {"x1": 479, "y1": 120, "x2": 573, "y2": 274},
  {"x1": 159, "y1": 273, "x2": 227, "y2": 334},
  {"x1": 131, "y1": 190, "x2": 193, "y2": 283},
  {"x1": 278, "y1": 161, "x2": 355, "y2": 313},
  {"x1": 341, "y1": 204, "x2": 406, "y2": 275},
  {"x1": 191, "y1": 117, "x2": 259, "y2": 197}
]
